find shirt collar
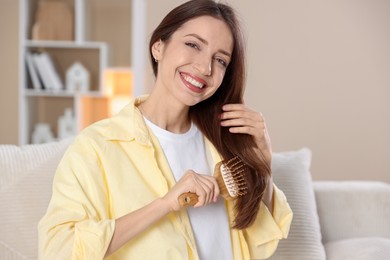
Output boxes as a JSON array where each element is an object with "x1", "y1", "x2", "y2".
[{"x1": 104, "y1": 95, "x2": 152, "y2": 145}]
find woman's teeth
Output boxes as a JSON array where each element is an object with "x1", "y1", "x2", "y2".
[{"x1": 183, "y1": 75, "x2": 205, "y2": 89}]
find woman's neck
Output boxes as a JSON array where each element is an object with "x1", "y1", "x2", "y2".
[{"x1": 139, "y1": 92, "x2": 191, "y2": 134}]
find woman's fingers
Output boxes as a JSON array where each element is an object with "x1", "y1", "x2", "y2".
[
  {"x1": 195, "y1": 174, "x2": 220, "y2": 204},
  {"x1": 220, "y1": 103, "x2": 272, "y2": 163},
  {"x1": 164, "y1": 170, "x2": 219, "y2": 211},
  {"x1": 189, "y1": 173, "x2": 219, "y2": 207},
  {"x1": 220, "y1": 104, "x2": 266, "y2": 138}
]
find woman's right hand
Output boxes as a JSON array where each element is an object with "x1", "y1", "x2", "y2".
[
  {"x1": 162, "y1": 170, "x2": 220, "y2": 212},
  {"x1": 106, "y1": 170, "x2": 218, "y2": 256}
]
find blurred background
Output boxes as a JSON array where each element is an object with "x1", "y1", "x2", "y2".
[{"x1": 0, "y1": 0, "x2": 389, "y2": 182}]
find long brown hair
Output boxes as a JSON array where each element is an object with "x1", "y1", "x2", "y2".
[{"x1": 149, "y1": 0, "x2": 271, "y2": 229}]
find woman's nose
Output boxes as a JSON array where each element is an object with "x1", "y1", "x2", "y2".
[{"x1": 193, "y1": 57, "x2": 212, "y2": 76}]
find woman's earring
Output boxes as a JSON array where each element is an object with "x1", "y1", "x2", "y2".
[{"x1": 154, "y1": 57, "x2": 158, "y2": 63}]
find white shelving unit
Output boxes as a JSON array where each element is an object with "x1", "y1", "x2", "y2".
[
  {"x1": 19, "y1": 0, "x2": 109, "y2": 145},
  {"x1": 19, "y1": 0, "x2": 146, "y2": 145}
]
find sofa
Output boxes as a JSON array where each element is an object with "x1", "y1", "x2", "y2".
[{"x1": 0, "y1": 137, "x2": 389, "y2": 260}]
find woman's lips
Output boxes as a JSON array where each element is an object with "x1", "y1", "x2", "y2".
[{"x1": 180, "y1": 72, "x2": 207, "y2": 93}]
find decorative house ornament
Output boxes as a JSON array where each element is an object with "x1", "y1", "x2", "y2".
[
  {"x1": 32, "y1": 123, "x2": 55, "y2": 144},
  {"x1": 66, "y1": 62, "x2": 90, "y2": 92},
  {"x1": 58, "y1": 108, "x2": 76, "y2": 140}
]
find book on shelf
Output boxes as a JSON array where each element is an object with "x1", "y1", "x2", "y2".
[
  {"x1": 30, "y1": 52, "x2": 64, "y2": 91},
  {"x1": 25, "y1": 51, "x2": 42, "y2": 90}
]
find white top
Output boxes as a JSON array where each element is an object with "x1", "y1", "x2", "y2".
[{"x1": 144, "y1": 117, "x2": 233, "y2": 260}]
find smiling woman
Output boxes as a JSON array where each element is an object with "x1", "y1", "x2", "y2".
[
  {"x1": 38, "y1": 1, "x2": 292, "y2": 259},
  {"x1": 148, "y1": 15, "x2": 233, "y2": 107}
]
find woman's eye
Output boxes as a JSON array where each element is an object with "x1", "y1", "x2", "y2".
[
  {"x1": 216, "y1": 58, "x2": 227, "y2": 67},
  {"x1": 185, "y1": 42, "x2": 199, "y2": 49}
]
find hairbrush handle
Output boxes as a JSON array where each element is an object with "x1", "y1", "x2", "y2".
[{"x1": 178, "y1": 192, "x2": 199, "y2": 207}]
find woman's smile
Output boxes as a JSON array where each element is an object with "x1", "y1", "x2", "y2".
[{"x1": 180, "y1": 72, "x2": 207, "y2": 93}]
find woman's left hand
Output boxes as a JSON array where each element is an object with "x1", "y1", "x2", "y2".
[{"x1": 220, "y1": 104, "x2": 272, "y2": 165}]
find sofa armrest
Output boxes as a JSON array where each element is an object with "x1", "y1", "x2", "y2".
[{"x1": 313, "y1": 181, "x2": 390, "y2": 244}]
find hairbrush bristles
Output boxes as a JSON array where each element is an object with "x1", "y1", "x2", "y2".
[{"x1": 219, "y1": 156, "x2": 248, "y2": 198}]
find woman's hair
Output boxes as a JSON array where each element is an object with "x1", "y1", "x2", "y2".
[{"x1": 149, "y1": 0, "x2": 271, "y2": 229}]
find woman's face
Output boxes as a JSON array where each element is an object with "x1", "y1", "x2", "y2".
[{"x1": 152, "y1": 15, "x2": 234, "y2": 107}]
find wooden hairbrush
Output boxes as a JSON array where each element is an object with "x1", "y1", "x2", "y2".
[{"x1": 178, "y1": 156, "x2": 248, "y2": 207}]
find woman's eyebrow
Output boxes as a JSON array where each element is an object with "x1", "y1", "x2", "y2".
[{"x1": 185, "y1": 33, "x2": 231, "y2": 57}]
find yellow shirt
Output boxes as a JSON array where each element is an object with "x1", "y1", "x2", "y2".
[{"x1": 38, "y1": 96, "x2": 293, "y2": 260}]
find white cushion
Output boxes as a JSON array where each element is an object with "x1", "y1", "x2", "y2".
[
  {"x1": 325, "y1": 237, "x2": 390, "y2": 260},
  {"x1": 314, "y1": 181, "x2": 390, "y2": 243},
  {"x1": 268, "y1": 148, "x2": 326, "y2": 260},
  {"x1": 0, "y1": 140, "x2": 71, "y2": 191},
  {"x1": 0, "y1": 138, "x2": 72, "y2": 259}
]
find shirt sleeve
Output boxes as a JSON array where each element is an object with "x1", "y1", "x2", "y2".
[
  {"x1": 243, "y1": 184, "x2": 293, "y2": 259},
  {"x1": 38, "y1": 136, "x2": 115, "y2": 260}
]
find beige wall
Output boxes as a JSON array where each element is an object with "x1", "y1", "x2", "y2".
[
  {"x1": 145, "y1": 0, "x2": 390, "y2": 182},
  {"x1": 235, "y1": 0, "x2": 390, "y2": 182},
  {"x1": 1, "y1": 0, "x2": 389, "y2": 182},
  {"x1": 0, "y1": 0, "x2": 19, "y2": 144},
  {"x1": 89, "y1": 0, "x2": 132, "y2": 67}
]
